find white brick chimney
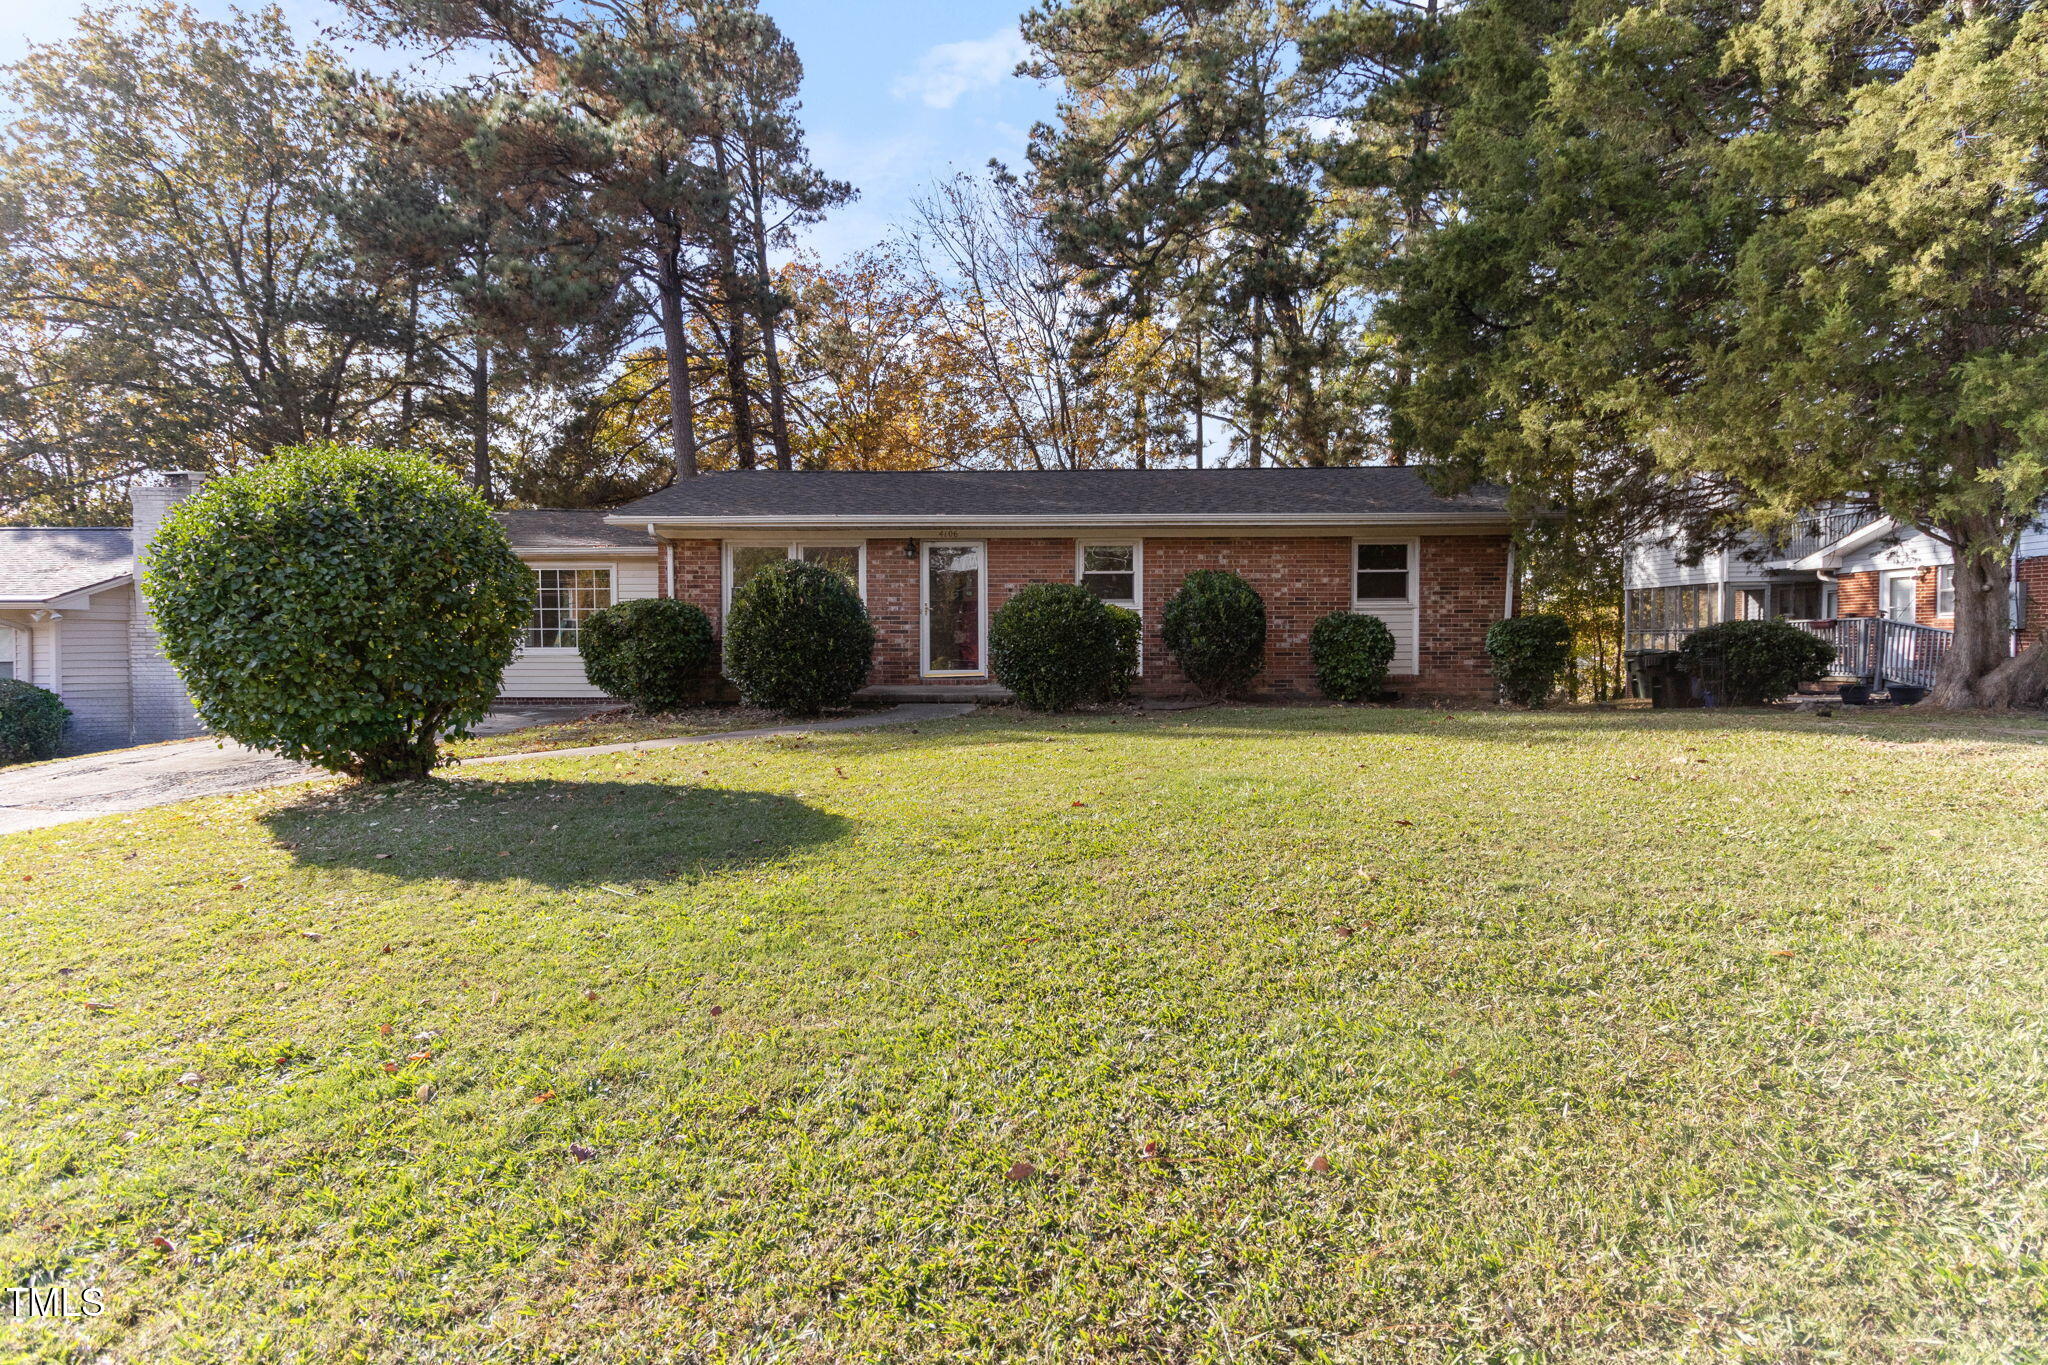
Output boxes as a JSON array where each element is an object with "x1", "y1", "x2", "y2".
[{"x1": 129, "y1": 471, "x2": 209, "y2": 743}]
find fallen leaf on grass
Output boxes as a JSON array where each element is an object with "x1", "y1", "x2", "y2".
[
  {"x1": 584, "y1": 989, "x2": 599, "y2": 1002},
  {"x1": 177, "y1": 1071, "x2": 201, "y2": 1087},
  {"x1": 149, "y1": 1236, "x2": 175, "y2": 1253},
  {"x1": 84, "y1": 1000, "x2": 116, "y2": 1012},
  {"x1": 569, "y1": 1143, "x2": 596, "y2": 1163},
  {"x1": 382, "y1": 1061, "x2": 398, "y2": 1074},
  {"x1": 374, "y1": 853, "x2": 392, "y2": 860},
  {"x1": 300, "y1": 931, "x2": 323, "y2": 941},
  {"x1": 708, "y1": 1004, "x2": 723, "y2": 1017},
  {"x1": 1391, "y1": 819, "x2": 1414, "y2": 827},
  {"x1": 415, "y1": 1082, "x2": 436, "y2": 1101},
  {"x1": 406, "y1": 1050, "x2": 431, "y2": 1063},
  {"x1": 1307, "y1": 1154, "x2": 1331, "y2": 1174},
  {"x1": 381, "y1": 944, "x2": 392, "y2": 955},
  {"x1": 1071, "y1": 800, "x2": 1087, "y2": 808},
  {"x1": 1141, "y1": 1141, "x2": 1163, "y2": 1159},
  {"x1": 1005, "y1": 1160, "x2": 1036, "y2": 1181},
  {"x1": 1332, "y1": 926, "x2": 1355, "y2": 939},
  {"x1": 534, "y1": 1090, "x2": 554, "y2": 1103},
  {"x1": 1768, "y1": 949, "x2": 1797, "y2": 959}
]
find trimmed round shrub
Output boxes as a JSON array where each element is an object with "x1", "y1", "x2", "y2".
[
  {"x1": 990, "y1": 583, "x2": 1128, "y2": 711},
  {"x1": 580, "y1": 597, "x2": 716, "y2": 712},
  {"x1": 1311, "y1": 612, "x2": 1397, "y2": 703},
  {"x1": 0, "y1": 679, "x2": 69, "y2": 762},
  {"x1": 722, "y1": 558, "x2": 875, "y2": 716},
  {"x1": 1160, "y1": 569, "x2": 1266, "y2": 696},
  {"x1": 1486, "y1": 614, "x2": 1573, "y2": 707},
  {"x1": 142, "y1": 444, "x2": 532, "y2": 782},
  {"x1": 1678, "y1": 619, "x2": 1836, "y2": 705}
]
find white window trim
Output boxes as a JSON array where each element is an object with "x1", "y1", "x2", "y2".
[
  {"x1": 920, "y1": 539, "x2": 988, "y2": 678},
  {"x1": 1351, "y1": 537, "x2": 1420, "y2": 608},
  {"x1": 1075, "y1": 538, "x2": 1143, "y2": 610},
  {"x1": 525, "y1": 562, "x2": 617, "y2": 653},
  {"x1": 722, "y1": 539, "x2": 868, "y2": 619},
  {"x1": 1934, "y1": 564, "x2": 1955, "y2": 618}
]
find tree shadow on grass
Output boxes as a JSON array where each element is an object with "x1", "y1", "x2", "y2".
[{"x1": 258, "y1": 778, "x2": 850, "y2": 888}]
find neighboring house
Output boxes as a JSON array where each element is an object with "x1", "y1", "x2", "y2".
[
  {"x1": 603, "y1": 467, "x2": 1516, "y2": 699},
  {"x1": 0, "y1": 475, "x2": 655, "y2": 754},
  {"x1": 1623, "y1": 508, "x2": 2048, "y2": 691}
]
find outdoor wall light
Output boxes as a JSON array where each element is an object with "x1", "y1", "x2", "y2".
[{"x1": 904, "y1": 538, "x2": 919, "y2": 559}]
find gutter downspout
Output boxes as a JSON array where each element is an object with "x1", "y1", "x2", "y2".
[{"x1": 1503, "y1": 541, "x2": 1516, "y2": 619}]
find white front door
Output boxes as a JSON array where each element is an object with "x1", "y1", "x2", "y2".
[
  {"x1": 920, "y1": 541, "x2": 986, "y2": 676},
  {"x1": 1883, "y1": 571, "x2": 1917, "y2": 622}
]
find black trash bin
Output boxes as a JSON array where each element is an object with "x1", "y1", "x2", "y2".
[{"x1": 1625, "y1": 649, "x2": 1695, "y2": 708}]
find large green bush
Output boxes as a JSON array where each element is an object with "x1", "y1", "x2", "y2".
[
  {"x1": 1160, "y1": 570, "x2": 1266, "y2": 696},
  {"x1": 1486, "y1": 614, "x2": 1573, "y2": 707},
  {"x1": 1103, "y1": 605, "x2": 1141, "y2": 701},
  {"x1": 579, "y1": 597, "x2": 716, "y2": 712},
  {"x1": 722, "y1": 558, "x2": 875, "y2": 716},
  {"x1": 142, "y1": 444, "x2": 532, "y2": 782},
  {"x1": 1678, "y1": 619, "x2": 1836, "y2": 705},
  {"x1": 989, "y1": 583, "x2": 1129, "y2": 711},
  {"x1": 1310, "y1": 612, "x2": 1398, "y2": 702},
  {"x1": 0, "y1": 679, "x2": 69, "y2": 762}
]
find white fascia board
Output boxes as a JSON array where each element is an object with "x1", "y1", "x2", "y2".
[
  {"x1": 509, "y1": 544, "x2": 660, "y2": 557},
  {"x1": 0, "y1": 572, "x2": 135, "y2": 610},
  {"x1": 605, "y1": 513, "x2": 1513, "y2": 535}
]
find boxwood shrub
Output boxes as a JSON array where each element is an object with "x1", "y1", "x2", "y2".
[
  {"x1": 1310, "y1": 612, "x2": 1397, "y2": 702},
  {"x1": 1678, "y1": 619, "x2": 1836, "y2": 705},
  {"x1": 1485, "y1": 614, "x2": 1573, "y2": 707},
  {"x1": 722, "y1": 558, "x2": 875, "y2": 716},
  {"x1": 1161, "y1": 570, "x2": 1266, "y2": 696},
  {"x1": 1104, "y1": 605, "x2": 1141, "y2": 701},
  {"x1": 579, "y1": 597, "x2": 716, "y2": 713},
  {"x1": 989, "y1": 583, "x2": 1129, "y2": 711},
  {"x1": 0, "y1": 679, "x2": 69, "y2": 763},
  {"x1": 142, "y1": 444, "x2": 532, "y2": 782}
]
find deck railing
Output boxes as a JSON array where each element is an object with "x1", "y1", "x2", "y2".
[
  {"x1": 1767, "y1": 508, "x2": 1886, "y2": 562},
  {"x1": 1789, "y1": 617, "x2": 1951, "y2": 691}
]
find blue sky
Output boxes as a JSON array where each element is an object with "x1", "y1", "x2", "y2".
[{"x1": 0, "y1": 0, "x2": 1063, "y2": 262}]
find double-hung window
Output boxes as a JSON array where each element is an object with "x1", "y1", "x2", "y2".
[
  {"x1": 1077, "y1": 542, "x2": 1140, "y2": 608},
  {"x1": 1935, "y1": 565, "x2": 1955, "y2": 618},
  {"x1": 525, "y1": 567, "x2": 613, "y2": 649},
  {"x1": 725, "y1": 541, "x2": 866, "y2": 614},
  {"x1": 1353, "y1": 540, "x2": 1415, "y2": 604}
]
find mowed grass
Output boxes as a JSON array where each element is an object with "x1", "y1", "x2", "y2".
[
  {"x1": 3, "y1": 707, "x2": 2047, "y2": 1363},
  {"x1": 443, "y1": 705, "x2": 779, "y2": 760}
]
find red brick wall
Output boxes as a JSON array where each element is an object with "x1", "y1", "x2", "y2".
[
  {"x1": 662, "y1": 532, "x2": 1510, "y2": 700},
  {"x1": 1835, "y1": 570, "x2": 1879, "y2": 617},
  {"x1": 2018, "y1": 555, "x2": 2048, "y2": 650},
  {"x1": 1417, "y1": 535, "x2": 1512, "y2": 697},
  {"x1": 1139, "y1": 536, "x2": 1353, "y2": 696},
  {"x1": 665, "y1": 539, "x2": 722, "y2": 620}
]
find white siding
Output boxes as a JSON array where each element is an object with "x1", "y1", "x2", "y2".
[
  {"x1": 1840, "y1": 527, "x2": 1951, "y2": 574},
  {"x1": 1360, "y1": 605, "x2": 1418, "y2": 675},
  {"x1": 499, "y1": 555, "x2": 660, "y2": 700},
  {"x1": 1623, "y1": 531, "x2": 1730, "y2": 590},
  {"x1": 57, "y1": 592, "x2": 134, "y2": 754},
  {"x1": 2017, "y1": 517, "x2": 2048, "y2": 562}
]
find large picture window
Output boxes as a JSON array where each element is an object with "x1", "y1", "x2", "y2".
[
  {"x1": 525, "y1": 567, "x2": 612, "y2": 649},
  {"x1": 1353, "y1": 540, "x2": 1415, "y2": 603},
  {"x1": 724, "y1": 541, "x2": 866, "y2": 614}
]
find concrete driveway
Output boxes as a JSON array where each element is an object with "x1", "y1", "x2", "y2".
[{"x1": 0, "y1": 703, "x2": 972, "y2": 837}]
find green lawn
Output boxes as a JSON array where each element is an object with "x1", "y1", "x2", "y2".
[
  {"x1": 443, "y1": 705, "x2": 778, "y2": 760},
  {"x1": 4, "y1": 707, "x2": 2046, "y2": 1362}
]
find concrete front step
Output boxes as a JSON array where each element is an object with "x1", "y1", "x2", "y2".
[{"x1": 859, "y1": 684, "x2": 1014, "y2": 703}]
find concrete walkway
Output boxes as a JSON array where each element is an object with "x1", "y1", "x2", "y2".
[{"x1": 0, "y1": 703, "x2": 974, "y2": 837}]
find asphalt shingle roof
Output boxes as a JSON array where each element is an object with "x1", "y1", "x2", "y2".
[
  {"x1": 0, "y1": 528, "x2": 134, "y2": 604},
  {"x1": 496, "y1": 509, "x2": 656, "y2": 549},
  {"x1": 610, "y1": 467, "x2": 1512, "y2": 524}
]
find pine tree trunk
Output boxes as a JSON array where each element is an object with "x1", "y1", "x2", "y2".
[
  {"x1": 1926, "y1": 538, "x2": 2021, "y2": 707},
  {"x1": 471, "y1": 337, "x2": 491, "y2": 500},
  {"x1": 746, "y1": 168, "x2": 795, "y2": 470},
  {"x1": 1247, "y1": 311, "x2": 1265, "y2": 468},
  {"x1": 712, "y1": 142, "x2": 759, "y2": 470},
  {"x1": 656, "y1": 248, "x2": 699, "y2": 478}
]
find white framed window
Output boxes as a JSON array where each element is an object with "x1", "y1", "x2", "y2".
[
  {"x1": 0, "y1": 625, "x2": 14, "y2": 681},
  {"x1": 1882, "y1": 570, "x2": 1917, "y2": 622},
  {"x1": 525, "y1": 566, "x2": 614, "y2": 649},
  {"x1": 1935, "y1": 565, "x2": 1954, "y2": 618},
  {"x1": 1352, "y1": 538, "x2": 1417, "y2": 605},
  {"x1": 1076, "y1": 540, "x2": 1141, "y2": 608},
  {"x1": 723, "y1": 540, "x2": 866, "y2": 616}
]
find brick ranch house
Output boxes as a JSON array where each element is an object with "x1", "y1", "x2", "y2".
[
  {"x1": 597, "y1": 467, "x2": 1517, "y2": 701},
  {"x1": 3, "y1": 467, "x2": 1516, "y2": 754}
]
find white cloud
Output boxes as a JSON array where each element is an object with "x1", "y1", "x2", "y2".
[{"x1": 890, "y1": 27, "x2": 1028, "y2": 110}]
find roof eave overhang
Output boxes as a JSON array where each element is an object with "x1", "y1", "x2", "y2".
[
  {"x1": 603, "y1": 512, "x2": 1514, "y2": 532},
  {"x1": 1785, "y1": 516, "x2": 1900, "y2": 571},
  {"x1": 509, "y1": 543, "x2": 659, "y2": 556},
  {"x1": 0, "y1": 572, "x2": 135, "y2": 609}
]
